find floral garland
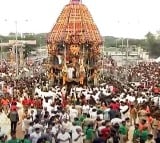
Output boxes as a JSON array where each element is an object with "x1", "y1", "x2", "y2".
[
  {"x1": 70, "y1": 45, "x2": 80, "y2": 55},
  {"x1": 62, "y1": 65, "x2": 68, "y2": 75}
]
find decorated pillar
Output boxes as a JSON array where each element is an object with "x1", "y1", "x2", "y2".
[
  {"x1": 49, "y1": 68, "x2": 55, "y2": 86},
  {"x1": 9, "y1": 47, "x2": 15, "y2": 64},
  {"x1": 19, "y1": 47, "x2": 25, "y2": 66},
  {"x1": 93, "y1": 69, "x2": 99, "y2": 86},
  {"x1": 79, "y1": 58, "x2": 85, "y2": 85},
  {"x1": 62, "y1": 64, "x2": 68, "y2": 85}
]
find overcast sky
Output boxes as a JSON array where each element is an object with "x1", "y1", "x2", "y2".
[{"x1": 0, "y1": 0, "x2": 160, "y2": 39}]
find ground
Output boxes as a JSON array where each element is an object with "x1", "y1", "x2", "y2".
[{"x1": 0, "y1": 104, "x2": 24, "y2": 139}]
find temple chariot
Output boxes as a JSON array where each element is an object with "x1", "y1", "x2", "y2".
[{"x1": 47, "y1": 0, "x2": 103, "y2": 86}]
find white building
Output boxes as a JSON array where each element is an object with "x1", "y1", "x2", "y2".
[{"x1": 105, "y1": 46, "x2": 149, "y2": 66}]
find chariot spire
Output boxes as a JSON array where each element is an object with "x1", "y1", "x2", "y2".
[{"x1": 70, "y1": 0, "x2": 82, "y2": 4}]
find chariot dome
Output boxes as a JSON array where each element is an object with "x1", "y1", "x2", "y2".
[{"x1": 47, "y1": 0, "x2": 103, "y2": 86}]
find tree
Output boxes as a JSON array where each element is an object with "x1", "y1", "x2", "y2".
[
  {"x1": 145, "y1": 32, "x2": 155, "y2": 45},
  {"x1": 145, "y1": 32, "x2": 160, "y2": 57}
]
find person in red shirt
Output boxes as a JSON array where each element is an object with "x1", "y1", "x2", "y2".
[
  {"x1": 113, "y1": 86, "x2": 119, "y2": 94},
  {"x1": 22, "y1": 97, "x2": 30, "y2": 110},
  {"x1": 110, "y1": 101, "x2": 120, "y2": 111},
  {"x1": 115, "y1": 100, "x2": 120, "y2": 109},
  {"x1": 10, "y1": 97, "x2": 18, "y2": 111},
  {"x1": 10, "y1": 103, "x2": 18, "y2": 111},
  {"x1": 34, "y1": 97, "x2": 43, "y2": 116},
  {"x1": 1, "y1": 96, "x2": 10, "y2": 114},
  {"x1": 101, "y1": 124, "x2": 111, "y2": 141},
  {"x1": 153, "y1": 86, "x2": 159, "y2": 95},
  {"x1": 34, "y1": 97, "x2": 43, "y2": 109},
  {"x1": 11, "y1": 97, "x2": 18, "y2": 106},
  {"x1": 62, "y1": 93, "x2": 68, "y2": 108},
  {"x1": 29, "y1": 97, "x2": 35, "y2": 108}
]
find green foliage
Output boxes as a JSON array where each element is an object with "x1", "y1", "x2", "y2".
[
  {"x1": 103, "y1": 33, "x2": 160, "y2": 57},
  {"x1": 103, "y1": 36, "x2": 146, "y2": 49},
  {"x1": 20, "y1": 35, "x2": 37, "y2": 58},
  {"x1": 103, "y1": 36, "x2": 116, "y2": 48},
  {"x1": 0, "y1": 33, "x2": 47, "y2": 58},
  {"x1": 1, "y1": 32, "x2": 160, "y2": 58},
  {"x1": 0, "y1": 35, "x2": 15, "y2": 43},
  {"x1": 145, "y1": 32, "x2": 160, "y2": 57}
]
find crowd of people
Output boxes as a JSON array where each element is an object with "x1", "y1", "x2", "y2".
[{"x1": 0, "y1": 62, "x2": 160, "y2": 143}]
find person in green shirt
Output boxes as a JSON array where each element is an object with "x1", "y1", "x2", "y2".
[
  {"x1": 133, "y1": 124, "x2": 140, "y2": 143},
  {"x1": 74, "y1": 117, "x2": 81, "y2": 126},
  {"x1": 79, "y1": 113, "x2": 87, "y2": 123},
  {"x1": 85, "y1": 124, "x2": 94, "y2": 143},
  {"x1": 119, "y1": 121, "x2": 128, "y2": 135},
  {"x1": 21, "y1": 134, "x2": 31, "y2": 143},
  {"x1": 7, "y1": 131, "x2": 21, "y2": 143},
  {"x1": 140, "y1": 127, "x2": 149, "y2": 143},
  {"x1": 119, "y1": 121, "x2": 128, "y2": 143}
]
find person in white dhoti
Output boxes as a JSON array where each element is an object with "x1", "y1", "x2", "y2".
[
  {"x1": 67, "y1": 67, "x2": 75, "y2": 79},
  {"x1": 57, "y1": 55, "x2": 62, "y2": 64}
]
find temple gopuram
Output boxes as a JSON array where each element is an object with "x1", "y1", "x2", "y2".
[{"x1": 47, "y1": 0, "x2": 103, "y2": 86}]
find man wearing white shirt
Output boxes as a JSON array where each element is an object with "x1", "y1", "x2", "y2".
[
  {"x1": 50, "y1": 123, "x2": 59, "y2": 137},
  {"x1": 35, "y1": 86, "x2": 41, "y2": 96},
  {"x1": 71, "y1": 122, "x2": 82, "y2": 135},
  {"x1": 62, "y1": 111, "x2": 70, "y2": 120},
  {"x1": 57, "y1": 128, "x2": 71, "y2": 143},
  {"x1": 29, "y1": 109, "x2": 37, "y2": 122},
  {"x1": 120, "y1": 103, "x2": 129, "y2": 120},
  {"x1": 72, "y1": 128, "x2": 84, "y2": 143},
  {"x1": 82, "y1": 104, "x2": 90, "y2": 114},
  {"x1": 28, "y1": 122, "x2": 34, "y2": 135},
  {"x1": 111, "y1": 115, "x2": 122, "y2": 125},
  {"x1": 62, "y1": 119, "x2": 72, "y2": 133},
  {"x1": 67, "y1": 67, "x2": 75, "y2": 79},
  {"x1": 70, "y1": 106, "x2": 78, "y2": 122},
  {"x1": 90, "y1": 108, "x2": 97, "y2": 120},
  {"x1": 104, "y1": 108, "x2": 111, "y2": 120},
  {"x1": 30, "y1": 128, "x2": 42, "y2": 143}
]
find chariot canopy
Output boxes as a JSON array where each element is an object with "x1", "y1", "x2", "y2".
[{"x1": 47, "y1": 0, "x2": 103, "y2": 86}]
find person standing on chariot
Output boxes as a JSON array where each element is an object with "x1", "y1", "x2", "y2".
[{"x1": 62, "y1": 64, "x2": 68, "y2": 85}]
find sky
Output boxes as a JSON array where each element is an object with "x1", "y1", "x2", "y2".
[{"x1": 0, "y1": 0, "x2": 160, "y2": 39}]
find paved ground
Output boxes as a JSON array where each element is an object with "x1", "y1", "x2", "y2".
[
  {"x1": 16, "y1": 108, "x2": 24, "y2": 139},
  {"x1": 0, "y1": 105, "x2": 24, "y2": 140},
  {"x1": 0, "y1": 112, "x2": 10, "y2": 137}
]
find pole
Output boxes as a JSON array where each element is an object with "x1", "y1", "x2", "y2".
[
  {"x1": 102, "y1": 41, "x2": 105, "y2": 79},
  {"x1": 0, "y1": 40, "x2": 2, "y2": 67},
  {"x1": 121, "y1": 38, "x2": 124, "y2": 63},
  {"x1": 121, "y1": 38, "x2": 123, "y2": 50},
  {"x1": 126, "y1": 39, "x2": 129, "y2": 82},
  {"x1": 0, "y1": 39, "x2": 3, "y2": 73},
  {"x1": 15, "y1": 21, "x2": 18, "y2": 78},
  {"x1": 64, "y1": 44, "x2": 66, "y2": 64},
  {"x1": 116, "y1": 39, "x2": 118, "y2": 48},
  {"x1": 126, "y1": 39, "x2": 129, "y2": 62},
  {"x1": 87, "y1": 48, "x2": 89, "y2": 86}
]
